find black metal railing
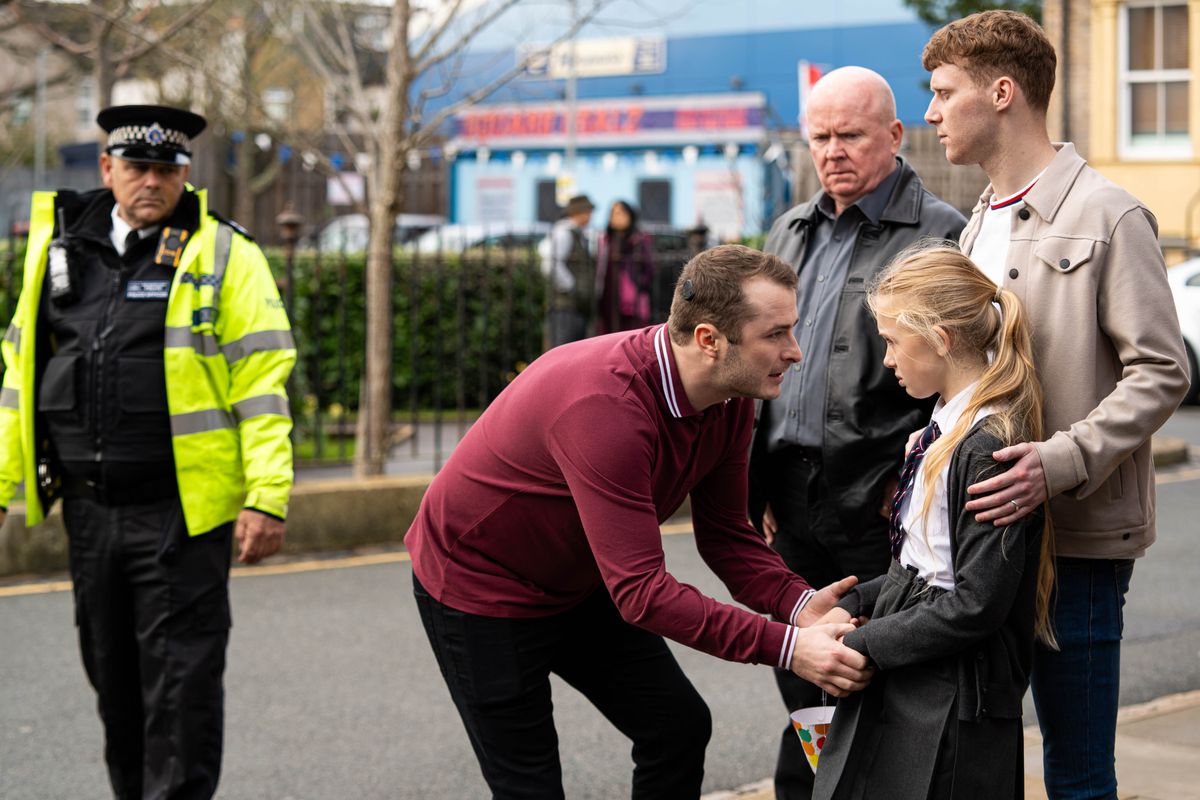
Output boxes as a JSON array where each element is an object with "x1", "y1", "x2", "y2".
[{"x1": 282, "y1": 237, "x2": 693, "y2": 472}]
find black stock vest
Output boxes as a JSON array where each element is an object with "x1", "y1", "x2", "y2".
[{"x1": 37, "y1": 189, "x2": 199, "y2": 486}]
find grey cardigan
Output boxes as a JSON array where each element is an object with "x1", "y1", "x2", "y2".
[{"x1": 836, "y1": 417, "x2": 1044, "y2": 722}]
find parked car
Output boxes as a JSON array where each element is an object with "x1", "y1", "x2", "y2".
[
  {"x1": 306, "y1": 213, "x2": 446, "y2": 253},
  {"x1": 1168, "y1": 256, "x2": 1200, "y2": 405},
  {"x1": 411, "y1": 222, "x2": 553, "y2": 254}
]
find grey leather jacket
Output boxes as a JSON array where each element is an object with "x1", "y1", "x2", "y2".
[{"x1": 753, "y1": 157, "x2": 966, "y2": 534}]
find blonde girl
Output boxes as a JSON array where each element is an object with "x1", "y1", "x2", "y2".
[{"x1": 812, "y1": 243, "x2": 1053, "y2": 800}]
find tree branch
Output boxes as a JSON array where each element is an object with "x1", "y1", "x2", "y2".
[
  {"x1": 117, "y1": 0, "x2": 217, "y2": 64},
  {"x1": 332, "y1": 4, "x2": 379, "y2": 144},
  {"x1": 418, "y1": 0, "x2": 611, "y2": 137},
  {"x1": 414, "y1": 0, "x2": 522, "y2": 76},
  {"x1": 10, "y1": 4, "x2": 92, "y2": 56},
  {"x1": 410, "y1": 0, "x2": 465, "y2": 67}
]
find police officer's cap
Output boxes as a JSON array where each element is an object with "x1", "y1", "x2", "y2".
[{"x1": 97, "y1": 104, "x2": 207, "y2": 166}]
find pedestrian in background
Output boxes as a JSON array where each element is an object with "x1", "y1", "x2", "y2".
[
  {"x1": 0, "y1": 104, "x2": 295, "y2": 799},
  {"x1": 923, "y1": 12, "x2": 1189, "y2": 798},
  {"x1": 541, "y1": 193, "x2": 595, "y2": 347},
  {"x1": 595, "y1": 199, "x2": 655, "y2": 334},
  {"x1": 407, "y1": 244, "x2": 872, "y2": 799},
  {"x1": 813, "y1": 244, "x2": 1050, "y2": 800},
  {"x1": 750, "y1": 65, "x2": 965, "y2": 800}
]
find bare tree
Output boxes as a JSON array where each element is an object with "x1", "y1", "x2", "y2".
[
  {"x1": 6, "y1": 0, "x2": 218, "y2": 110},
  {"x1": 276, "y1": 0, "x2": 612, "y2": 477},
  {"x1": 8, "y1": 0, "x2": 322, "y2": 228},
  {"x1": 158, "y1": 0, "x2": 309, "y2": 227}
]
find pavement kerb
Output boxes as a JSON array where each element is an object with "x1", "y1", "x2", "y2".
[
  {"x1": 0, "y1": 475, "x2": 433, "y2": 578},
  {"x1": 700, "y1": 689, "x2": 1200, "y2": 800},
  {"x1": 1152, "y1": 435, "x2": 1189, "y2": 467},
  {"x1": 0, "y1": 435, "x2": 1192, "y2": 579}
]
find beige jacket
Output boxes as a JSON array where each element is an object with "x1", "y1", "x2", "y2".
[{"x1": 961, "y1": 143, "x2": 1190, "y2": 559}]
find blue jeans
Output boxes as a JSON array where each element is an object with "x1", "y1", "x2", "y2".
[{"x1": 1031, "y1": 557, "x2": 1134, "y2": 800}]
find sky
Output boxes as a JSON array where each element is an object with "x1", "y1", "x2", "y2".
[{"x1": 454, "y1": 0, "x2": 919, "y2": 50}]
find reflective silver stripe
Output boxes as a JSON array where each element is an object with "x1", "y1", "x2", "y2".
[
  {"x1": 170, "y1": 408, "x2": 236, "y2": 435},
  {"x1": 213, "y1": 223, "x2": 234, "y2": 288},
  {"x1": 179, "y1": 272, "x2": 219, "y2": 289},
  {"x1": 3, "y1": 324, "x2": 20, "y2": 353},
  {"x1": 164, "y1": 325, "x2": 220, "y2": 357},
  {"x1": 221, "y1": 329, "x2": 295, "y2": 364},
  {"x1": 233, "y1": 394, "x2": 290, "y2": 422},
  {"x1": 0, "y1": 387, "x2": 18, "y2": 409}
]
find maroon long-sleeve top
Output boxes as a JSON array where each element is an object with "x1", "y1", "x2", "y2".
[{"x1": 405, "y1": 324, "x2": 814, "y2": 667}]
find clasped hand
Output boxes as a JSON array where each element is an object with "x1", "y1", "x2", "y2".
[{"x1": 791, "y1": 575, "x2": 873, "y2": 696}]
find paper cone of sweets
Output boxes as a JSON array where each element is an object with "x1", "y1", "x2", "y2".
[{"x1": 790, "y1": 706, "x2": 835, "y2": 774}]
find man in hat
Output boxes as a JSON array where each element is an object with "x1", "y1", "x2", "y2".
[
  {"x1": 0, "y1": 104, "x2": 295, "y2": 798},
  {"x1": 541, "y1": 193, "x2": 595, "y2": 347}
]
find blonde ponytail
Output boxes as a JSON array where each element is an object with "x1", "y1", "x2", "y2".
[{"x1": 868, "y1": 242, "x2": 1056, "y2": 647}]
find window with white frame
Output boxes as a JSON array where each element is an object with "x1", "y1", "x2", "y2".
[
  {"x1": 1120, "y1": 1, "x2": 1190, "y2": 158},
  {"x1": 262, "y1": 88, "x2": 293, "y2": 126},
  {"x1": 76, "y1": 79, "x2": 95, "y2": 132}
]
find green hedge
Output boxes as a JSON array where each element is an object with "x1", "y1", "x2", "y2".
[
  {"x1": 0, "y1": 242, "x2": 550, "y2": 419},
  {"x1": 275, "y1": 248, "x2": 549, "y2": 418}
]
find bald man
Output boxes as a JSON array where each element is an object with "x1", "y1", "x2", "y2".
[{"x1": 749, "y1": 67, "x2": 965, "y2": 799}]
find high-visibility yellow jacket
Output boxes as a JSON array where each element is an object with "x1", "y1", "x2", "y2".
[{"x1": 0, "y1": 186, "x2": 295, "y2": 535}]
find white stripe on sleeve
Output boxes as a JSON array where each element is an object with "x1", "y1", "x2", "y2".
[
  {"x1": 777, "y1": 624, "x2": 798, "y2": 670},
  {"x1": 789, "y1": 589, "x2": 816, "y2": 625}
]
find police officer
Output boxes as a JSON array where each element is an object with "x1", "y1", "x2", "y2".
[{"x1": 0, "y1": 105, "x2": 295, "y2": 799}]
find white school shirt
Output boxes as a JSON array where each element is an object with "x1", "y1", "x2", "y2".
[
  {"x1": 109, "y1": 206, "x2": 158, "y2": 256},
  {"x1": 897, "y1": 381, "x2": 996, "y2": 591},
  {"x1": 968, "y1": 170, "x2": 1044, "y2": 287}
]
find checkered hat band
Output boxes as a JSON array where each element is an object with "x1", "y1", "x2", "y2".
[{"x1": 107, "y1": 124, "x2": 190, "y2": 150}]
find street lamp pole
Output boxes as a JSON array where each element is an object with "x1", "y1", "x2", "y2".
[
  {"x1": 276, "y1": 206, "x2": 303, "y2": 323},
  {"x1": 565, "y1": 0, "x2": 578, "y2": 174},
  {"x1": 276, "y1": 206, "x2": 304, "y2": 443}
]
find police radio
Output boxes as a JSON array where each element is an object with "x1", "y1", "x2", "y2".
[{"x1": 47, "y1": 208, "x2": 80, "y2": 307}]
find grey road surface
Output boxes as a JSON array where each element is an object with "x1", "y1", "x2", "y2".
[{"x1": 3, "y1": 408, "x2": 1199, "y2": 799}]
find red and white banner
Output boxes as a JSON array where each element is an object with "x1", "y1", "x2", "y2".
[{"x1": 798, "y1": 60, "x2": 824, "y2": 139}]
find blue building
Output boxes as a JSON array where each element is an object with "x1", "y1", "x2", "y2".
[{"x1": 434, "y1": 5, "x2": 938, "y2": 237}]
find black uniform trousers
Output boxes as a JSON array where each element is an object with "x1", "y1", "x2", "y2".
[
  {"x1": 64, "y1": 494, "x2": 232, "y2": 800},
  {"x1": 758, "y1": 446, "x2": 891, "y2": 800},
  {"x1": 413, "y1": 574, "x2": 712, "y2": 799}
]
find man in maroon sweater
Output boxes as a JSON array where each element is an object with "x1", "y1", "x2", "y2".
[{"x1": 406, "y1": 244, "x2": 870, "y2": 798}]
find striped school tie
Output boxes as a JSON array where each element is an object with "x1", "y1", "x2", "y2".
[{"x1": 888, "y1": 420, "x2": 942, "y2": 559}]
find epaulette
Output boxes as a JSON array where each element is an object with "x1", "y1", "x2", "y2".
[{"x1": 207, "y1": 210, "x2": 255, "y2": 242}]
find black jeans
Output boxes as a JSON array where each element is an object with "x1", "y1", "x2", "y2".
[
  {"x1": 413, "y1": 575, "x2": 712, "y2": 799},
  {"x1": 759, "y1": 447, "x2": 891, "y2": 800},
  {"x1": 64, "y1": 495, "x2": 232, "y2": 800}
]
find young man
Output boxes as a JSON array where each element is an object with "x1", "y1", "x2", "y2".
[
  {"x1": 754, "y1": 66, "x2": 964, "y2": 799},
  {"x1": 923, "y1": 12, "x2": 1189, "y2": 798},
  {"x1": 406, "y1": 244, "x2": 872, "y2": 798}
]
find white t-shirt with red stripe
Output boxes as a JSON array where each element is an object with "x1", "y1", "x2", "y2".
[{"x1": 969, "y1": 170, "x2": 1045, "y2": 286}]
